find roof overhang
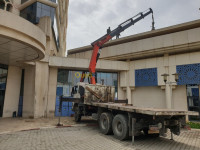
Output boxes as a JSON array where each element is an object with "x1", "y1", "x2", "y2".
[{"x1": 68, "y1": 19, "x2": 200, "y2": 56}]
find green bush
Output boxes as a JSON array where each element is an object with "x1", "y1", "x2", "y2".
[{"x1": 187, "y1": 122, "x2": 200, "y2": 129}]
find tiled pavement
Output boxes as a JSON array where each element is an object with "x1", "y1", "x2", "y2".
[{"x1": 0, "y1": 126, "x2": 200, "y2": 150}]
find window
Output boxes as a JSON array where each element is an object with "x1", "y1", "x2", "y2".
[
  {"x1": 20, "y1": 2, "x2": 55, "y2": 25},
  {"x1": 0, "y1": 64, "x2": 8, "y2": 117},
  {"x1": 57, "y1": 70, "x2": 118, "y2": 99},
  {"x1": 21, "y1": 0, "x2": 56, "y2": 4},
  {"x1": 20, "y1": 1, "x2": 59, "y2": 48},
  {"x1": 0, "y1": 0, "x2": 12, "y2": 11}
]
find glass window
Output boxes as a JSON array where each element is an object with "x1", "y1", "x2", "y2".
[
  {"x1": 0, "y1": 64, "x2": 8, "y2": 117},
  {"x1": 20, "y1": 2, "x2": 55, "y2": 25},
  {"x1": 0, "y1": 0, "x2": 5, "y2": 10},
  {"x1": 20, "y1": 3, "x2": 37, "y2": 24},
  {"x1": 41, "y1": 9, "x2": 50, "y2": 17},
  {"x1": 53, "y1": 16, "x2": 60, "y2": 50},
  {"x1": 57, "y1": 70, "x2": 118, "y2": 99},
  {"x1": 37, "y1": 2, "x2": 42, "y2": 8}
]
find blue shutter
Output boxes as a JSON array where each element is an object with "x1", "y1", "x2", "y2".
[
  {"x1": 176, "y1": 64, "x2": 200, "y2": 85},
  {"x1": 135, "y1": 68, "x2": 158, "y2": 87}
]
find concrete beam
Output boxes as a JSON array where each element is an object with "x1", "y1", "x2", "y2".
[{"x1": 49, "y1": 56, "x2": 129, "y2": 71}]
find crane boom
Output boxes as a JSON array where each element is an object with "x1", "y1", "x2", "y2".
[{"x1": 80, "y1": 8, "x2": 154, "y2": 84}]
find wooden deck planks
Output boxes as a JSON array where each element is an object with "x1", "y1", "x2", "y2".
[{"x1": 84, "y1": 102, "x2": 199, "y2": 116}]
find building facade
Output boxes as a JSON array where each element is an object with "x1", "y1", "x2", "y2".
[
  {"x1": 0, "y1": 0, "x2": 199, "y2": 120},
  {"x1": 0, "y1": 0, "x2": 68, "y2": 118},
  {"x1": 67, "y1": 19, "x2": 200, "y2": 120}
]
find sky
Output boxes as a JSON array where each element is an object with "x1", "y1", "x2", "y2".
[{"x1": 66, "y1": 0, "x2": 200, "y2": 53}]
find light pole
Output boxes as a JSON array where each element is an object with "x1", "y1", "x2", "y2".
[{"x1": 161, "y1": 73, "x2": 179, "y2": 109}]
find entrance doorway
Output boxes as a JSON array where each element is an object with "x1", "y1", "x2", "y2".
[
  {"x1": 0, "y1": 90, "x2": 5, "y2": 117},
  {"x1": 0, "y1": 64, "x2": 8, "y2": 117},
  {"x1": 186, "y1": 85, "x2": 200, "y2": 121}
]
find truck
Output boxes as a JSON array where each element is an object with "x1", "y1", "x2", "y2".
[{"x1": 58, "y1": 8, "x2": 199, "y2": 143}]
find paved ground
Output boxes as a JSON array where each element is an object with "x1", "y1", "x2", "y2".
[
  {"x1": 0, "y1": 117, "x2": 89, "y2": 133},
  {"x1": 0, "y1": 125, "x2": 200, "y2": 150}
]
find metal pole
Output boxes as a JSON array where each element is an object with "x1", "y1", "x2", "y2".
[
  {"x1": 58, "y1": 111, "x2": 61, "y2": 125},
  {"x1": 57, "y1": 96, "x2": 63, "y2": 126},
  {"x1": 170, "y1": 131, "x2": 174, "y2": 140},
  {"x1": 132, "y1": 118, "x2": 136, "y2": 145}
]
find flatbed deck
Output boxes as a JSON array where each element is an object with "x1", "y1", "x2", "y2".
[
  {"x1": 85, "y1": 102, "x2": 199, "y2": 116},
  {"x1": 59, "y1": 96, "x2": 199, "y2": 142}
]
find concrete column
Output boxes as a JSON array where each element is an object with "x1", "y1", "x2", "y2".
[
  {"x1": 23, "y1": 65, "x2": 35, "y2": 118},
  {"x1": 34, "y1": 61, "x2": 49, "y2": 118},
  {"x1": 125, "y1": 68, "x2": 132, "y2": 104},
  {"x1": 47, "y1": 67, "x2": 58, "y2": 118},
  {"x1": 126, "y1": 86, "x2": 132, "y2": 104},
  {"x1": 165, "y1": 84, "x2": 172, "y2": 109},
  {"x1": 118, "y1": 72, "x2": 125, "y2": 100},
  {"x1": 3, "y1": 66, "x2": 22, "y2": 117},
  {"x1": 10, "y1": 0, "x2": 21, "y2": 15}
]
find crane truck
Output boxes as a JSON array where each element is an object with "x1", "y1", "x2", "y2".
[{"x1": 58, "y1": 8, "x2": 198, "y2": 143}]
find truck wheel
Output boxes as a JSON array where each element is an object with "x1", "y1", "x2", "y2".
[
  {"x1": 99, "y1": 112, "x2": 113, "y2": 135},
  {"x1": 74, "y1": 107, "x2": 81, "y2": 122},
  {"x1": 112, "y1": 114, "x2": 129, "y2": 140}
]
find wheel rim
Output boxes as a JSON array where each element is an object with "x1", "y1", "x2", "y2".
[
  {"x1": 115, "y1": 121, "x2": 123, "y2": 134},
  {"x1": 101, "y1": 117, "x2": 108, "y2": 129}
]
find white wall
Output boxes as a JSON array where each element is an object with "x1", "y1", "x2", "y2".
[
  {"x1": 132, "y1": 86, "x2": 165, "y2": 109},
  {"x1": 117, "y1": 51, "x2": 200, "y2": 109},
  {"x1": 172, "y1": 85, "x2": 187, "y2": 111}
]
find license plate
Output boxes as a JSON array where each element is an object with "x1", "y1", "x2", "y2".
[
  {"x1": 148, "y1": 130, "x2": 159, "y2": 134},
  {"x1": 149, "y1": 126, "x2": 159, "y2": 131}
]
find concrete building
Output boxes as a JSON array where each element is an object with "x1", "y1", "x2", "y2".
[
  {"x1": 0, "y1": 0, "x2": 200, "y2": 120},
  {"x1": 66, "y1": 19, "x2": 200, "y2": 120},
  {"x1": 0, "y1": 0, "x2": 69, "y2": 118}
]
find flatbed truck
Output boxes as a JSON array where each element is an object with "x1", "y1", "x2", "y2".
[
  {"x1": 58, "y1": 8, "x2": 199, "y2": 143},
  {"x1": 58, "y1": 83, "x2": 198, "y2": 143}
]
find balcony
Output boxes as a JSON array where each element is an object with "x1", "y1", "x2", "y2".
[{"x1": 0, "y1": 9, "x2": 45, "y2": 65}]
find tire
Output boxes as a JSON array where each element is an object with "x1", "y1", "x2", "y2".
[
  {"x1": 74, "y1": 107, "x2": 81, "y2": 122},
  {"x1": 99, "y1": 112, "x2": 113, "y2": 135},
  {"x1": 112, "y1": 114, "x2": 129, "y2": 140}
]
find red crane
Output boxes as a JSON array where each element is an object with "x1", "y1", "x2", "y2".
[{"x1": 80, "y1": 8, "x2": 155, "y2": 84}]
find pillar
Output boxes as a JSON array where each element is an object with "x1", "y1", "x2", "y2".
[
  {"x1": 23, "y1": 65, "x2": 35, "y2": 118},
  {"x1": 10, "y1": 0, "x2": 21, "y2": 15},
  {"x1": 34, "y1": 61, "x2": 49, "y2": 118},
  {"x1": 165, "y1": 84, "x2": 172, "y2": 109},
  {"x1": 3, "y1": 66, "x2": 22, "y2": 117},
  {"x1": 47, "y1": 67, "x2": 58, "y2": 118},
  {"x1": 126, "y1": 86, "x2": 132, "y2": 104}
]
